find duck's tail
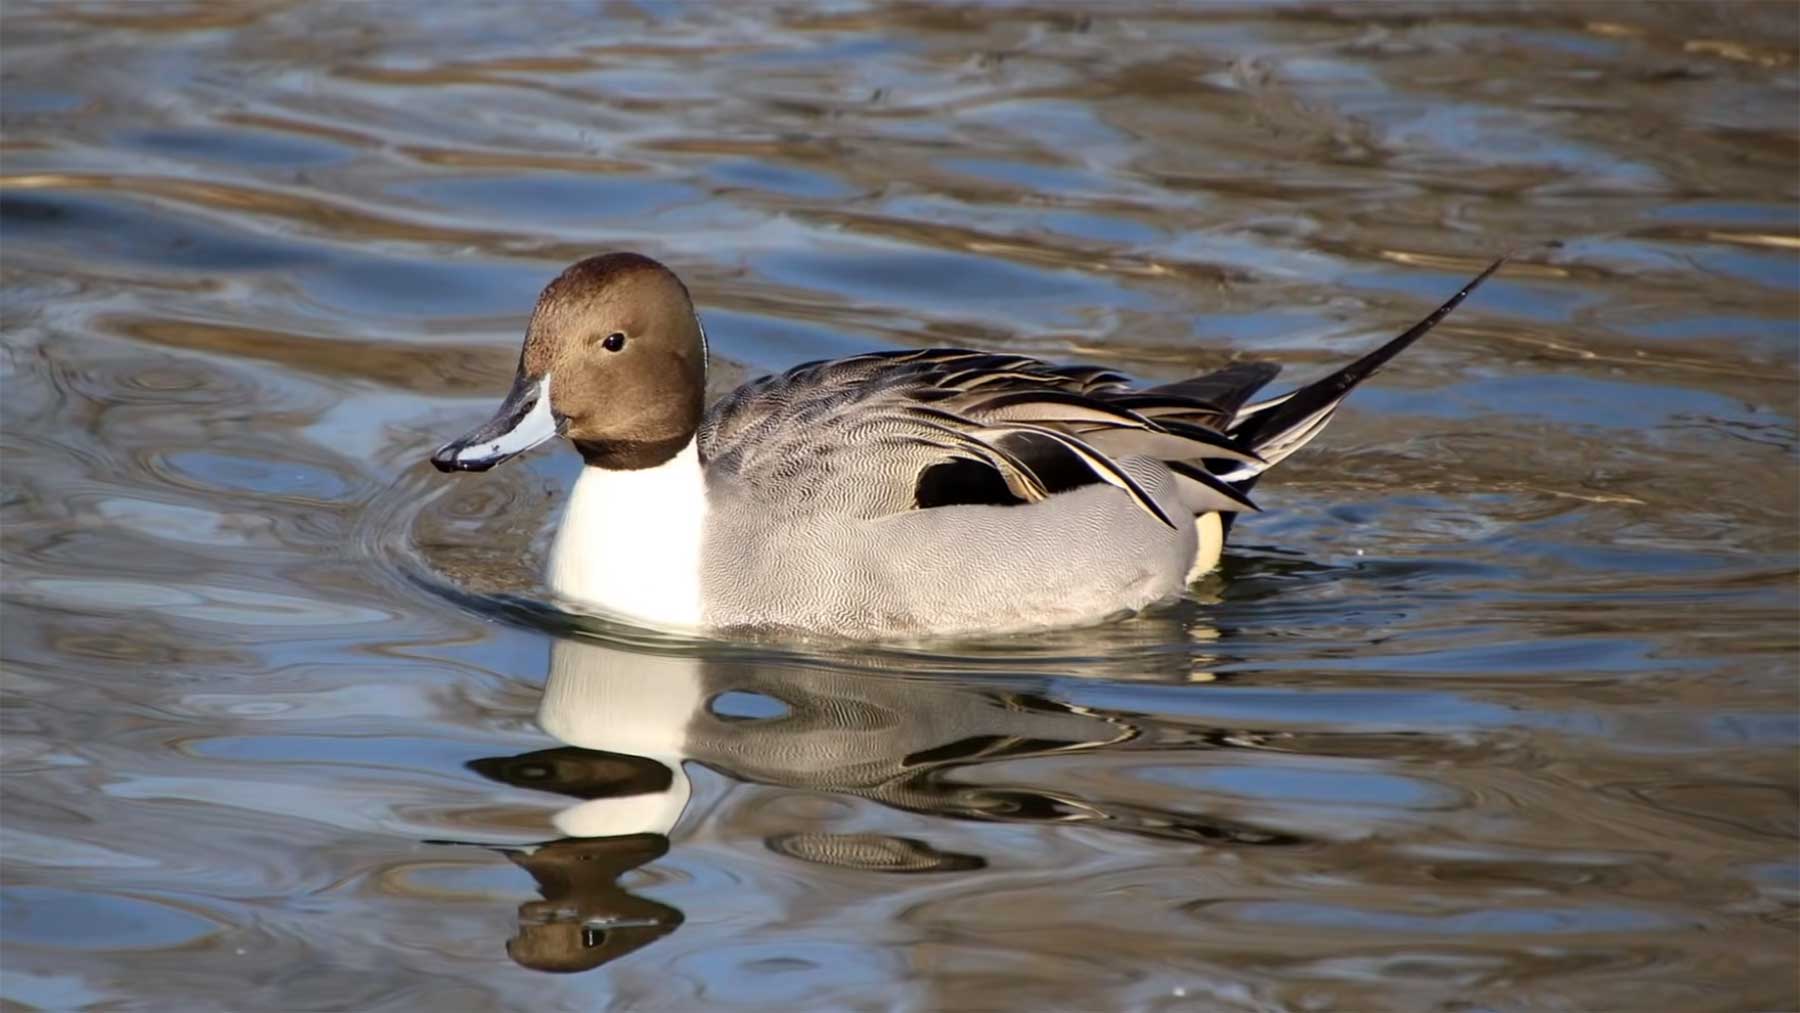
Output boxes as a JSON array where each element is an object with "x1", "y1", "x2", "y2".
[{"x1": 1215, "y1": 256, "x2": 1507, "y2": 486}]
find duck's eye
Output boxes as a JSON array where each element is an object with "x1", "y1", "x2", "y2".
[{"x1": 602, "y1": 332, "x2": 627, "y2": 352}]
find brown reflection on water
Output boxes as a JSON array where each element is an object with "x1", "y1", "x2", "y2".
[{"x1": 3, "y1": 1, "x2": 1797, "y2": 1010}]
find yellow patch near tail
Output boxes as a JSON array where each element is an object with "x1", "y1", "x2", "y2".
[{"x1": 1187, "y1": 511, "x2": 1224, "y2": 583}]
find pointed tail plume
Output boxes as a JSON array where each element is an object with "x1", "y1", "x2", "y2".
[{"x1": 1217, "y1": 256, "x2": 1507, "y2": 482}]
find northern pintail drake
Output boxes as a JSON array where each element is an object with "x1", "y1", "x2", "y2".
[{"x1": 431, "y1": 252, "x2": 1502, "y2": 638}]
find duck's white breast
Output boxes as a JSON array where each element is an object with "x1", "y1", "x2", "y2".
[{"x1": 547, "y1": 440, "x2": 706, "y2": 630}]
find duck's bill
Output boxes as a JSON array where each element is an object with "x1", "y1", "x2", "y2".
[{"x1": 431, "y1": 373, "x2": 557, "y2": 472}]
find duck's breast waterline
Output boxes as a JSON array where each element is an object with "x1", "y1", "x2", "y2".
[{"x1": 547, "y1": 440, "x2": 706, "y2": 629}]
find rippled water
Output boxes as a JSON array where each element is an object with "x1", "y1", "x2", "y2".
[{"x1": 4, "y1": 3, "x2": 1797, "y2": 1010}]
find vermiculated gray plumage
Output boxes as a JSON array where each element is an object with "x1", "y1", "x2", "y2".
[{"x1": 695, "y1": 352, "x2": 1216, "y2": 634}]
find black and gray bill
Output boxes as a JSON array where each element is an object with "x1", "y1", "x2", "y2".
[{"x1": 430, "y1": 373, "x2": 558, "y2": 472}]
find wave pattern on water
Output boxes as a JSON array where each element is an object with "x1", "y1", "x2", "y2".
[{"x1": 2, "y1": 2, "x2": 1796, "y2": 1010}]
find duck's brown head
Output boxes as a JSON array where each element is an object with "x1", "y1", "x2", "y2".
[{"x1": 431, "y1": 253, "x2": 706, "y2": 473}]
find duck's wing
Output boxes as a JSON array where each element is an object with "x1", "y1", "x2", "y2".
[
  {"x1": 698, "y1": 348, "x2": 1265, "y2": 530},
  {"x1": 1133, "y1": 362, "x2": 1283, "y2": 419}
]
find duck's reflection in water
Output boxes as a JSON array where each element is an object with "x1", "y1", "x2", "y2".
[
  {"x1": 462, "y1": 630, "x2": 1300, "y2": 973},
  {"x1": 491, "y1": 832, "x2": 682, "y2": 974},
  {"x1": 465, "y1": 748, "x2": 683, "y2": 974}
]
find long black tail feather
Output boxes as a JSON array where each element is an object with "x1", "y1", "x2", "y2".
[{"x1": 1228, "y1": 256, "x2": 1507, "y2": 469}]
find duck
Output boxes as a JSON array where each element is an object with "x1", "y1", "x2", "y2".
[{"x1": 431, "y1": 252, "x2": 1502, "y2": 638}]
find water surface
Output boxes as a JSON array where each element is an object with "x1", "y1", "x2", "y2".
[{"x1": 3, "y1": 3, "x2": 1797, "y2": 1010}]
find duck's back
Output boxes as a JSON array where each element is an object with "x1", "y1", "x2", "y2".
[{"x1": 698, "y1": 349, "x2": 1135, "y2": 518}]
